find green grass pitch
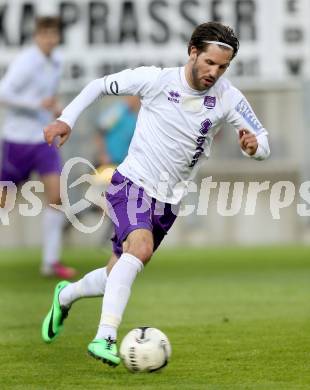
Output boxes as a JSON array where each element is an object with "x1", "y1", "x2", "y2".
[{"x1": 0, "y1": 246, "x2": 310, "y2": 389}]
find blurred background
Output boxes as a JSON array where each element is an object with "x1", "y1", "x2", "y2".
[{"x1": 1, "y1": 0, "x2": 310, "y2": 248}]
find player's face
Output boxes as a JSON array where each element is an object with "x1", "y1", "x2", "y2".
[
  {"x1": 188, "y1": 44, "x2": 233, "y2": 90},
  {"x1": 35, "y1": 28, "x2": 60, "y2": 56}
]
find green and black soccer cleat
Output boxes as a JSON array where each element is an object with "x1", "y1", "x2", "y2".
[
  {"x1": 41, "y1": 281, "x2": 70, "y2": 343},
  {"x1": 88, "y1": 338, "x2": 121, "y2": 367}
]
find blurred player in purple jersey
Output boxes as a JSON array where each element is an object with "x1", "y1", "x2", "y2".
[
  {"x1": 42, "y1": 22, "x2": 270, "y2": 365},
  {"x1": 0, "y1": 17, "x2": 76, "y2": 279}
]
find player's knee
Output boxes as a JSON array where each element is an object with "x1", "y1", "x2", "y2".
[
  {"x1": 138, "y1": 242, "x2": 154, "y2": 263},
  {"x1": 127, "y1": 239, "x2": 154, "y2": 263},
  {"x1": 124, "y1": 229, "x2": 154, "y2": 263}
]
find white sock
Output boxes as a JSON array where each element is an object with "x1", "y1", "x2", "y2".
[
  {"x1": 42, "y1": 206, "x2": 65, "y2": 268},
  {"x1": 95, "y1": 253, "x2": 143, "y2": 341},
  {"x1": 59, "y1": 267, "x2": 108, "y2": 308}
]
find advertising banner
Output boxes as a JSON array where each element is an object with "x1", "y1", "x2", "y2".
[{"x1": 0, "y1": 0, "x2": 309, "y2": 86}]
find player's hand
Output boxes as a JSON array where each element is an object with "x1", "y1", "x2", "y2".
[
  {"x1": 41, "y1": 97, "x2": 62, "y2": 118},
  {"x1": 239, "y1": 128, "x2": 258, "y2": 156},
  {"x1": 44, "y1": 120, "x2": 71, "y2": 147},
  {"x1": 41, "y1": 97, "x2": 58, "y2": 111}
]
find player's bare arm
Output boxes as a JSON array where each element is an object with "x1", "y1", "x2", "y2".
[
  {"x1": 239, "y1": 128, "x2": 258, "y2": 156},
  {"x1": 44, "y1": 120, "x2": 71, "y2": 147}
]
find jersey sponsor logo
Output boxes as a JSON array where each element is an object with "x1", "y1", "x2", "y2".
[
  {"x1": 110, "y1": 81, "x2": 119, "y2": 95},
  {"x1": 189, "y1": 118, "x2": 212, "y2": 167},
  {"x1": 204, "y1": 96, "x2": 216, "y2": 109},
  {"x1": 168, "y1": 90, "x2": 180, "y2": 103},
  {"x1": 235, "y1": 98, "x2": 263, "y2": 132}
]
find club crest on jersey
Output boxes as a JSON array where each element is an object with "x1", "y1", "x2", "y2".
[
  {"x1": 168, "y1": 90, "x2": 181, "y2": 103},
  {"x1": 204, "y1": 96, "x2": 216, "y2": 109}
]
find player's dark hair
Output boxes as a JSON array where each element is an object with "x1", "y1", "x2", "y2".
[
  {"x1": 188, "y1": 22, "x2": 239, "y2": 58},
  {"x1": 35, "y1": 16, "x2": 61, "y2": 33}
]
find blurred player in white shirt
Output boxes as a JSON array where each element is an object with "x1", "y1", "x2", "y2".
[
  {"x1": 42, "y1": 22, "x2": 270, "y2": 365},
  {"x1": 0, "y1": 17, "x2": 76, "y2": 279}
]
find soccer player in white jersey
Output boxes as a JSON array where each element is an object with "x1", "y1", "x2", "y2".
[
  {"x1": 42, "y1": 22, "x2": 270, "y2": 366},
  {"x1": 0, "y1": 17, "x2": 76, "y2": 279}
]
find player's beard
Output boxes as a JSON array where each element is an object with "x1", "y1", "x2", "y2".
[{"x1": 191, "y1": 60, "x2": 216, "y2": 91}]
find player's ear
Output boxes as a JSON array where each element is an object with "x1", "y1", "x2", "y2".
[{"x1": 189, "y1": 46, "x2": 198, "y2": 61}]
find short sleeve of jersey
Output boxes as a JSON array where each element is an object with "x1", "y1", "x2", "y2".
[
  {"x1": 102, "y1": 66, "x2": 162, "y2": 98},
  {"x1": 222, "y1": 86, "x2": 267, "y2": 136}
]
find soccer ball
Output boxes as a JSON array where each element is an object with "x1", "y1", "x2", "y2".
[{"x1": 120, "y1": 327, "x2": 172, "y2": 372}]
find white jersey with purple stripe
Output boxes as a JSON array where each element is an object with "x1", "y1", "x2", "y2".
[
  {"x1": 59, "y1": 66, "x2": 270, "y2": 204},
  {"x1": 0, "y1": 45, "x2": 62, "y2": 144}
]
